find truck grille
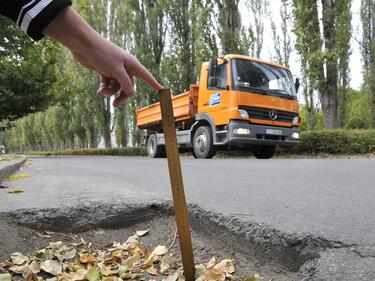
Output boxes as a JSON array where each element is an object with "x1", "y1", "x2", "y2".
[{"x1": 240, "y1": 106, "x2": 297, "y2": 123}]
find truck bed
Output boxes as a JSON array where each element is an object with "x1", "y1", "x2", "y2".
[{"x1": 136, "y1": 85, "x2": 199, "y2": 129}]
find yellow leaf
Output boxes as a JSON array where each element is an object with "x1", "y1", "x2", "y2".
[
  {"x1": 122, "y1": 253, "x2": 140, "y2": 269},
  {"x1": 79, "y1": 253, "x2": 96, "y2": 264},
  {"x1": 7, "y1": 173, "x2": 29, "y2": 181},
  {"x1": 7, "y1": 189, "x2": 24, "y2": 194}
]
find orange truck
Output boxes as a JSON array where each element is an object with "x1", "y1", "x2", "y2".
[{"x1": 136, "y1": 54, "x2": 301, "y2": 159}]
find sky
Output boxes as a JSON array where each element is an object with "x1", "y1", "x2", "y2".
[{"x1": 239, "y1": 0, "x2": 363, "y2": 90}]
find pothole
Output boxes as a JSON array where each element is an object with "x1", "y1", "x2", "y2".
[{"x1": 0, "y1": 201, "x2": 334, "y2": 280}]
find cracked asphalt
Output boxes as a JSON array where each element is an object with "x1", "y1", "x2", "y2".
[{"x1": 1, "y1": 156, "x2": 375, "y2": 280}]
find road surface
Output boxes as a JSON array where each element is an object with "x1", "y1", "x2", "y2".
[{"x1": 1, "y1": 156, "x2": 375, "y2": 279}]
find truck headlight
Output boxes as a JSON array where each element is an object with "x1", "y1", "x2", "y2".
[
  {"x1": 238, "y1": 109, "x2": 249, "y2": 119},
  {"x1": 292, "y1": 116, "x2": 300, "y2": 124},
  {"x1": 292, "y1": 132, "x2": 300, "y2": 139},
  {"x1": 233, "y1": 128, "x2": 251, "y2": 135}
]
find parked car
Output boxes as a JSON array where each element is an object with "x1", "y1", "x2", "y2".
[{"x1": 0, "y1": 145, "x2": 6, "y2": 154}]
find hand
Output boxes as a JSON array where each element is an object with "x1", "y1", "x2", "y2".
[{"x1": 43, "y1": 7, "x2": 163, "y2": 107}]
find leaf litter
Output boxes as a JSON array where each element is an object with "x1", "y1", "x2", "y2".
[{"x1": 0, "y1": 230, "x2": 266, "y2": 281}]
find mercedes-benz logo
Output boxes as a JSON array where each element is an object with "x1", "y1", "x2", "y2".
[{"x1": 269, "y1": 110, "x2": 278, "y2": 120}]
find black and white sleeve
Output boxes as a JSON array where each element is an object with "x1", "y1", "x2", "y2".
[{"x1": 0, "y1": 0, "x2": 72, "y2": 41}]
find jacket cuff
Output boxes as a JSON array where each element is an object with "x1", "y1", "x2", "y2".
[{"x1": 22, "y1": 0, "x2": 72, "y2": 41}]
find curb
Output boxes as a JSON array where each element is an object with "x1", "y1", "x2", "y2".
[{"x1": 0, "y1": 157, "x2": 27, "y2": 182}]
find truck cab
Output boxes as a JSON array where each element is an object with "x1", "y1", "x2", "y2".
[{"x1": 136, "y1": 54, "x2": 301, "y2": 159}]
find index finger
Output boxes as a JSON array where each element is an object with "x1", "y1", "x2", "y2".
[{"x1": 125, "y1": 55, "x2": 164, "y2": 91}]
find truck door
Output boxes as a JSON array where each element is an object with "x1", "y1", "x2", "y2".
[{"x1": 200, "y1": 60, "x2": 231, "y2": 125}]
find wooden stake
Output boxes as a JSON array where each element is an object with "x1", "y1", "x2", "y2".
[{"x1": 159, "y1": 89, "x2": 195, "y2": 281}]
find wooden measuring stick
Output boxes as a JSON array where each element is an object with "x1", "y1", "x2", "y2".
[{"x1": 159, "y1": 89, "x2": 195, "y2": 281}]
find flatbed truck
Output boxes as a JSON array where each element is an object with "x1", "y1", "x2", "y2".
[{"x1": 136, "y1": 54, "x2": 301, "y2": 159}]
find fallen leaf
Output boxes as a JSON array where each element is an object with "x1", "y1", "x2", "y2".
[
  {"x1": 0, "y1": 184, "x2": 9, "y2": 189},
  {"x1": 146, "y1": 265, "x2": 158, "y2": 275},
  {"x1": 29, "y1": 260, "x2": 41, "y2": 274},
  {"x1": 79, "y1": 253, "x2": 96, "y2": 264},
  {"x1": 98, "y1": 262, "x2": 117, "y2": 276},
  {"x1": 0, "y1": 273, "x2": 11, "y2": 281},
  {"x1": 136, "y1": 229, "x2": 149, "y2": 237},
  {"x1": 9, "y1": 263, "x2": 29, "y2": 274},
  {"x1": 35, "y1": 250, "x2": 47, "y2": 261},
  {"x1": 10, "y1": 252, "x2": 29, "y2": 265},
  {"x1": 86, "y1": 265, "x2": 100, "y2": 281},
  {"x1": 55, "y1": 248, "x2": 76, "y2": 261},
  {"x1": 214, "y1": 259, "x2": 235, "y2": 274},
  {"x1": 195, "y1": 264, "x2": 206, "y2": 279},
  {"x1": 122, "y1": 253, "x2": 140, "y2": 268},
  {"x1": 153, "y1": 245, "x2": 168, "y2": 256},
  {"x1": 7, "y1": 189, "x2": 24, "y2": 194},
  {"x1": 206, "y1": 256, "x2": 218, "y2": 269},
  {"x1": 7, "y1": 173, "x2": 29, "y2": 181},
  {"x1": 49, "y1": 241, "x2": 63, "y2": 250},
  {"x1": 163, "y1": 270, "x2": 181, "y2": 281},
  {"x1": 63, "y1": 269, "x2": 88, "y2": 280},
  {"x1": 144, "y1": 245, "x2": 168, "y2": 267},
  {"x1": 41, "y1": 260, "x2": 62, "y2": 276}
]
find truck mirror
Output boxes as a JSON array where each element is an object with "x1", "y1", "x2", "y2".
[
  {"x1": 295, "y1": 78, "x2": 300, "y2": 93},
  {"x1": 208, "y1": 58, "x2": 218, "y2": 88}
]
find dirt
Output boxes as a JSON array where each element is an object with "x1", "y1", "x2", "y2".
[{"x1": 0, "y1": 214, "x2": 296, "y2": 280}]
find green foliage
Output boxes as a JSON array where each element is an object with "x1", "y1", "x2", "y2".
[
  {"x1": 279, "y1": 129, "x2": 375, "y2": 155},
  {"x1": 293, "y1": 0, "x2": 352, "y2": 129},
  {"x1": 0, "y1": 18, "x2": 60, "y2": 121},
  {"x1": 345, "y1": 89, "x2": 372, "y2": 129},
  {"x1": 299, "y1": 106, "x2": 324, "y2": 131}
]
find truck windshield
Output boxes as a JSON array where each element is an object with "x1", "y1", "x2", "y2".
[{"x1": 231, "y1": 59, "x2": 297, "y2": 99}]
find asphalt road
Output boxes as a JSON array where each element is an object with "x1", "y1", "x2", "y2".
[{"x1": 1, "y1": 156, "x2": 375, "y2": 249}]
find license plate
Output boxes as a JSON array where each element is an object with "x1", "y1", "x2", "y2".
[{"x1": 265, "y1": 129, "x2": 283, "y2": 136}]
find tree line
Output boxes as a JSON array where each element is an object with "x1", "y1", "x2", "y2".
[{"x1": 1, "y1": 0, "x2": 374, "y2": 152}]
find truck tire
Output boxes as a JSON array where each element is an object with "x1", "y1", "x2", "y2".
[
  {"x1": 192, "y1": 126, "x2": 216, "y2": 159},
  {"x1": 147, "y1": 134, "x2": 166, "y2": 158},
  {"x1": 252, "y1": 145, "x2": 276, "y2": 159}
]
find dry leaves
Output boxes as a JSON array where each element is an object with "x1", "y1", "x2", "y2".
[
  {"x1": 6, "y1": 173, "x2": 29, "y2": 181},
  {"x1": 0, "y1": 231, "x2": 263, "y2": 281}
]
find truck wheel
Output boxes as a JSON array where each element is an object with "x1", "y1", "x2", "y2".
[
  {"x1": 252, "y1": 145, "x2": 276, "y2": 159},
  {"x1": 147, "y1": 134, "x2": 166, "y2": 158},
  {"x1": 193, "y1": 126, "x2": 216, "y2": 159}
]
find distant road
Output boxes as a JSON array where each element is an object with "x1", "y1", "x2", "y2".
[{"x1": 1, "y1": 156, "x2": 375, "y2": 247}]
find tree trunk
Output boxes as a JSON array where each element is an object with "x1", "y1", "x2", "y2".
[
  {"x1": 320, "y1": 90, "x2": 338, "y2": 128},
  {"x1": 321, "y1": 0, "x2": 339, "y2": 128}
]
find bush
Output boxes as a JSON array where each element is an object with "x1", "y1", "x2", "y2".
[{"x1": 278, "y1": 129, "x2": 375, "y2": 155}]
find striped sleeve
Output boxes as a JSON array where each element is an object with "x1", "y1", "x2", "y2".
[{"x1": 0, "y1": 0, "x2": 72, "y2": 41}]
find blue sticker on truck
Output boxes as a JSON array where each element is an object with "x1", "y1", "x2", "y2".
[{"x1": 210, "y1": 93, "x2": 221, "y2": 106}]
